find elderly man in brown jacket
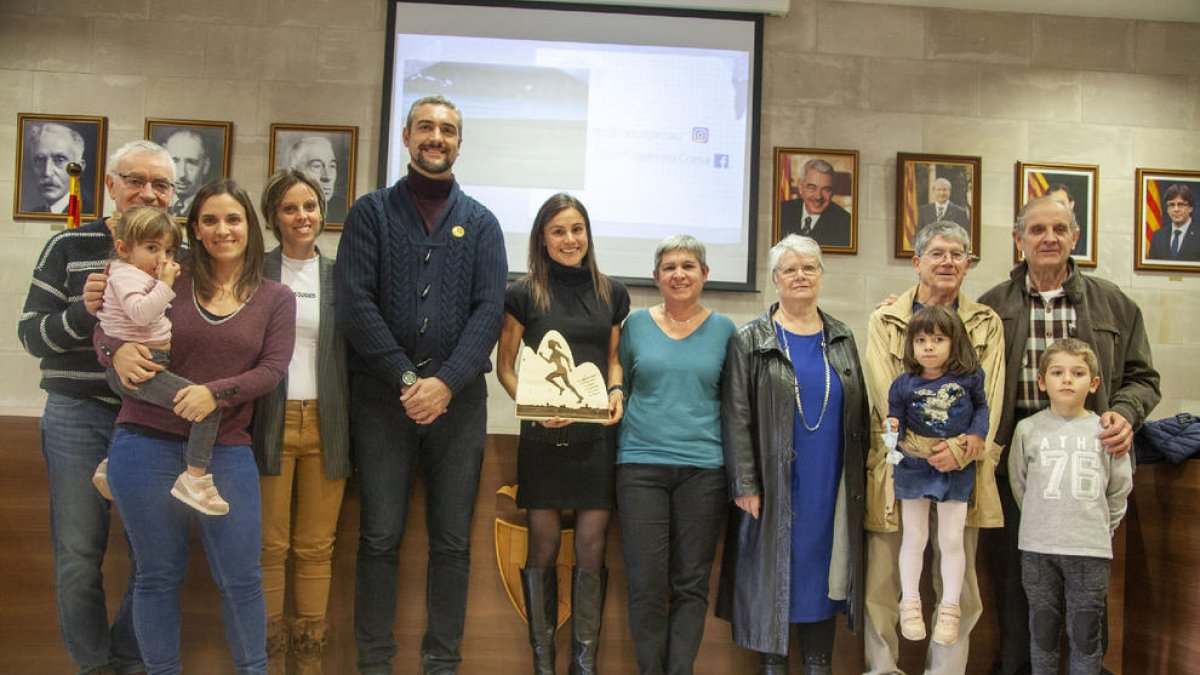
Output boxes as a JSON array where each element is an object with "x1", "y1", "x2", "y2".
[
  {"x1": 979, "y1": 195, "x2": 1160, "y2": 675},
  {"x1": 863, "y1": 221, "x2": 1005, "y2": 675}
]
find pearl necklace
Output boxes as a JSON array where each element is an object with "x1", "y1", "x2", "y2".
[{"x1": 775, "y1": 321, "x2": 831, "y2": 432}]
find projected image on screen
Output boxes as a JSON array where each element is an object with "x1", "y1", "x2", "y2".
[
  {"x1": 386, "y1": 3, "x2": 759, "y2": 286},
  {"x1": 403, "y1": 61, "x2": 589, "y2": 189}
]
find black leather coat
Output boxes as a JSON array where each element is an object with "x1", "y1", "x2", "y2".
[{"x1": 715, "y1": 305, "x2": 867, "y2": 654}]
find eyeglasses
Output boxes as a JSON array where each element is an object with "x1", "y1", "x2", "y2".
[
  {"x1": 923, "y1": 249, "x2": 968, "y2": 263},
  {"x1": 118, "y1": 173, "x2": 175, "y2": 196},
  {"x1": 776, "y1": 263, "x2": 822, "y2": 278}
]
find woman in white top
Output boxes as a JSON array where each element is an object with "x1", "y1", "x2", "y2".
[{"x1": 252, "y1": 170, "x2": 351, "y2": 675}]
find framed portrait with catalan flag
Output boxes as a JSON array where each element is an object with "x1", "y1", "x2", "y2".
[
  {"x1": 1135, "y1": 167, "x2": 1200, "y2": 274},
  {"x1": 895, "y1": 152, "x2": 980, "y2": 259},
  {"x1": 1014, "y1": 161, "x2": 1098, "y2": 268}
]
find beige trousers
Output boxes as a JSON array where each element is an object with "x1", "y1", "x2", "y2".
[{"x1": 260, "y1": 400, "x2": 347, "y2": 620}]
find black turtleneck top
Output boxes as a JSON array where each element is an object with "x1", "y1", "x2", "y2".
[{"x1": 405, "y1": 165, "x2": 453, "y2": 234}]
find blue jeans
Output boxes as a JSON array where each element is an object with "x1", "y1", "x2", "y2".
[
  {"x1": 40, "y1": 392, "x2": 142, "y2": 675},
  {"x1": 616, "y1": 464, "x2": 726, "y2": 675},
  {"x1": 107, "y1": 427, "x2": 266, "y2": 675},
  {"x1": 353, "y1": 377, "x2": 487, "y2": 674}
]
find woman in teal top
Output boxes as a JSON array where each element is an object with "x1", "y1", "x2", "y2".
[{"x1": 617, "y1": 234, "x2": 736, "y2": 675}]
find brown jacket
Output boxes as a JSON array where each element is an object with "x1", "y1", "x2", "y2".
[{"x1": 863, "y1": 285, "x2": 1006, "y2": 532}]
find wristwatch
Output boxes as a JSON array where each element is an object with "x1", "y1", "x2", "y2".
[{"x1": 401, "y1": 370, "x2": 418, "y2": 387}]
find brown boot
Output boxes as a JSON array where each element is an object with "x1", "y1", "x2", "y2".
[
  {"x1": 291, "y1": 617, "x2": 329, "y2": 675},
  {"x1": 267, "y1": 616, "x2": 289, "y2": 675}
]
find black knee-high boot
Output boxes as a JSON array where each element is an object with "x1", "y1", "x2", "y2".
[
  {"x1": 569, "y1": 567, "x2": 607, "y2": 675},
  {"x1": 758, "y1": 652, "x2": 788, "y2": 675},
  {"x1": 521, "y1": 568, "x2": 558, "y2": 675}
]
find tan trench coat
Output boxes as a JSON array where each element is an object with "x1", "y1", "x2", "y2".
[{"x1": 863, "y1": 284, "x2": 1006, "y2": 532}]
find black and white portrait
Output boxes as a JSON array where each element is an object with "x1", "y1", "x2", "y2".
[
  {"x1": 146, "y1": 119, "x2": 233, "y2": 219},
  {"x1": 270, "y1": 125, "x2": 358, "y2": 228},
  {"x1": 14, "y1": 114, "x2": 107, "y2": 221}
]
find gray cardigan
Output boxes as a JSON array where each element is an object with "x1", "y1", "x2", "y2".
[{"x1": 252, "y1": 248, "x2": 352, "y2": 480}]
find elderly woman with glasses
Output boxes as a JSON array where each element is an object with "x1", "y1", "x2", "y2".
[
  {"x1": 716, "y1": 234, "x2": 867, "y2": 675},
  {"x1": 860, "y1": 220, "x2": 1005, "y2": 675}
]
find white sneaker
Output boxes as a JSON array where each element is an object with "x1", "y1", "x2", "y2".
[
  {"x1": 932, "y1": 603, "x2": 961, "y2": 646},
  {"x1": 92, "y1": 459, "x2": 113, "y2": 501},
  {"x1": 171, "y1": 472, "x2": 230, "y2": 516},
  {"x1": 899, "y1": 597, "x2": 926, "y2": 641}
]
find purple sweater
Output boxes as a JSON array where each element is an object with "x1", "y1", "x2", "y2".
[{"x1": 98, "y1": 273, "x2": 296, "y2": 446}]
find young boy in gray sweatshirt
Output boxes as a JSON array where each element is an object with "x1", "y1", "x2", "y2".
[{"x1": 1007, "y1": 338, "x2": 1133, "y2": 675}]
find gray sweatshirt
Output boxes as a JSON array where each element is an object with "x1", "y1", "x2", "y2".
[{"x1": 1008, "y1": 409, "x2": 1133, "y2": 559}]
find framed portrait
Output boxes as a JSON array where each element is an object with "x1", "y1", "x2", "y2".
[
  {"x1": 772, "y1": 147, "x2": 858, "y2": 253},
  {"x1": 895, "y1": 152, "x2": 981, "y2": 259},
  {"x1": 13, "y1": 113, "x2": 107, "y2": 222},
  {"x1": 269, "y1": 124, "x2": 358, "y2": 229},
  {"x1": 146, "y1": 118, "x2": 233, "y2": 220},
  {"x1": 1135, "y1": 167, "x2": 1200, "y2": 274},
  {"x1": 1014, "y1": 162, "x2": 1098, "y2": 268}
]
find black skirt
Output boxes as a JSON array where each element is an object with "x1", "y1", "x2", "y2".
[{"x1": 515, "y1": 425, "x2": 615, "y2": 510}]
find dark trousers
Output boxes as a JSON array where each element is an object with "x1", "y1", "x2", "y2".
[
  {"x1": 1021, "y1": 552, "x2": 1109, "y2": 675},
  {"x1": 616, "y1": 464, "x2": 726, "y2": 675},
  {"x1": 352, "y1": 378, "x2": 487, "y2": 675},
  {"x1": 989, "y1": 472, "x2": 1032, "y2": 675}
]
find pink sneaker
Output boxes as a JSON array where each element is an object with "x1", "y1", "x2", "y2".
[
  {"x1": 92, "y1": 459, "x2": 113, "y2": 501},
  {"x1": 170, "y1": 472, "x2": 230, "y2": 516}
]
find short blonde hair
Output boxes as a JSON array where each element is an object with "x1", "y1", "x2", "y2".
[{"x1": 1038, "y1": 338, "x2": 1099, "y2": 379}]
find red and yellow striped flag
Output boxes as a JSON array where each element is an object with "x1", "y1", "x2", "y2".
[
  {"x1": 66, "y1": 162, "x2": 82, "y2": 229},
  {"x1": 902, "y1": 162, "x2": 917, "y2": 248},
  {"x1": 1145, "y1": 180, "x2": 1163, "y2": 244},
  {"x1": 1028, "y1": 171, "x2": 1049, "y2": 200}
]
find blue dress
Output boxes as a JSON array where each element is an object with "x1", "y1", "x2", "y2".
[
  {"x1": 887, "y1": 370, "x2": 988, "y2": 502},
  {"x1": 779, "y1": 326, "x2": 846, "y2": 623}
]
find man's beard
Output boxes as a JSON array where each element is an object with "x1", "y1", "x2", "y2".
[{"x1": 414, "y1": 144, "x2": 453, "y2": 175}]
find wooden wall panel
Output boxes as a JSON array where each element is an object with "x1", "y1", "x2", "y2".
[
  {"x1": 1122, "y1": 461, "x2": 1200, "y2": 675},
  {"x1": 3, "y1": 416, "x2": 1171, "y2": 674}
]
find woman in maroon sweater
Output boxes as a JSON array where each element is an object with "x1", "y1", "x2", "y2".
[{"x1": 101, "y1": 180, "x2": 296, "y2": 675}]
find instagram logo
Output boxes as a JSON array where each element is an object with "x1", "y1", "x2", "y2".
[{"x1": 691, "y1": 127, "x2": 709, "y2": 143}]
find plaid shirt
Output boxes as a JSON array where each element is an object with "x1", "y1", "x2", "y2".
[{"x1": 1016, "y1": 275, "x2": 1077, "y2": 411}]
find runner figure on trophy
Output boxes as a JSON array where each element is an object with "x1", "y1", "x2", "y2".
[
  {"x1": 517, "y1": 330, "x2": 610, "y2": 422},
  {"x1": 541, "y1": 339, "x2": 584, "y2": 404}
]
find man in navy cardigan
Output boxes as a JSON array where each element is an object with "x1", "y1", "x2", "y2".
[{"x1": 336, "y1": 95, "x2": 508, "y2": 675}]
